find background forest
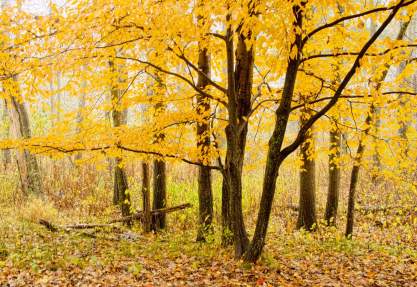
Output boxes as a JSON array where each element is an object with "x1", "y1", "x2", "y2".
[{"x1": 1, "y1": 0, "x2": 417, "y2": 285}]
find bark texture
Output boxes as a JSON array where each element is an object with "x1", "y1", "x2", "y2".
[
  {"x1": 325, "y1": 129, "x2": 341, "y2": 225},
  {"x1": 297, "y1": 120, "x2": 316, "y2": 231},
  {"x1": 5, "y1": 78, "x2": 42, "y2": 196},
  {"x1": 152, "y1": 159, "x2": 166, "y2": 230},
  {"x1": 110, "y1": 59, "x2": 131, "y2": 217},
  {"x1": 195, "y1": 12, "x2": 214, "y2": 241},
  {"x1": 141, "y1": 162, "x2": 151, "y2": 233}
]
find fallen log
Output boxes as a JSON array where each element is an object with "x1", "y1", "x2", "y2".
[
  {"x1": 39, "y1": 219, "x2": 116, "y2": 231},
  {"x1": 39, "y1": 203, "x2": 193, "y2": 231},
  {"x1": 357, "y1": 205, "x2": 416, "y2": 213},
  {"x1": 108, "y1": 203, "x2": 192, "y2": 224},
  {"x1": 278, "y1": 204, "x2": 416, "y2": 214},
  {"x1": 39, "y1": 219, "x2": 59, "y2": 232}
]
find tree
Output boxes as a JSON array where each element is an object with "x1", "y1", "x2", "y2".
[
  {"x1": 142, "y1": 161, "x2": 151, "y2": 233},
  {"x1": 325, "y1": 126, "x2": 341, "y2": 226},
  {"x1": 244, "y1": 0, "x2": 407, "y2": 262},
  {"x1": 346, "y1": 17, "x2": 412, "y2": 238},
  {"x1": 297, "y1": 108, "x2": 316, "y2": 231},
  {"x1": 3, "y1": 77, "x2": 43, "y2": 196},
  {"x1": 109, "y1": 59, "x2": 131, "y2": 218},
  {"x1": 195, "y1": 2, "x2": 214, "y2": 242}
]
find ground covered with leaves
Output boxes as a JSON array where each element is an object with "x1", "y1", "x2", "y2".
[{"x1": 1, "y1": 203, "x2": 417, "y2": 287}]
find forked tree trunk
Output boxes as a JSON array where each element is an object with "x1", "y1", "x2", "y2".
[
  {"x1": 195, "y1": 7, "x2": 214, "y2": 241},
  {"x1": 141, "y1": 162, "x2": 151, "y2": 233},
  {"x1": 152, "y1": 159, "x2": 166, "y2": 230},
  {"x1": 297, "y1": 119, "x2": 316, "y2": 231},
  {"x1": 221, "y1": 8, "x2": 255, "y2": 255},
  {"x1": 243, "y1": 3, "x2": 304, "y2": 262},
  {"x1": 324, "y1": 128, "x2": 341, "y2": 225}
]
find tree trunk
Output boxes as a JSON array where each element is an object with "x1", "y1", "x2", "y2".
[
  {"x1": 221, "y1": 9, "x2": 255, "y2": 256},
  {"x1": 142, "y1": 162, "x2": 151, "y2": 233},
  {"x1": 297, "y1": 120, "x2": 316, "y2": 231},
  {"x1": 5, "y1": 77, "x2": 42, "y2": 196},
  {"x1": 114, "y1": 158, "x2": 131, "y2": 218},
  {"x1": 221, "y1": 181, "x2": 233, "y2": 245},
  {"x1": 345, "y1": 18, "x2": 411, "y2": 237},
  {"x1": 2, "y1": 99, "x2": 11, "y2": 170},
  {"x1": 345, "y1": 137, "x2": 366, "y2": 238},
  {"x1": 75, "y1": 73, "x2": 86, "y2": 162},
  {"x1": 109, "y1": 59, "x2": 131, "y2": 217},
  {"x1": 244, "y1": 3, "x2": 304, "y2": 262},
  {"x1": 195, "y1": 12, "x2": 214, "y2": 241},
  {"x1": 324, "y1": 128, "x2": 341, "y2": 225},
  {"x1": 152, "y1": 159, "x2": 166, "y2": 230}
]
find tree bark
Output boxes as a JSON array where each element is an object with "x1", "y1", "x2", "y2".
[
  {"x1": 152, "y1": 159, "x2": 166, "y2": 230},
  {"x1": 2, "y1": 99, "x2": 11, "y2": 170},
  {"x1": 221, "y1": 6, "x2": 256, "y2": 256},
  {"x1": 5, "y1": 77, "x2": 42, "y2": 196},
  {"x1": 243, "y1": 2, "x2": 305, "y2": 262},
  {"x1": 297, "y1": 118, "x2": 316, "y2": 231},
  {"x1": 195, "y1": 8, "x2": 214, "y2": 241},
  {"x1": 345, "y1": 128, "x2": 367, "y2": 237},
  {"x1": 141, "y1": 162, "x2": 151, "y2": 233},
  {"x1": 324, "y1": 128, "x2": 341, "y2": 225},
  {"x1": 109, "y1": 59, "x2": 131, "y2": 217}
]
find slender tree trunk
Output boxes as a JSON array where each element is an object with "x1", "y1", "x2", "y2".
[
  {"x1": 345, "y1": 18, "x2": 411, "y2": 237},
  {"x1": 142, "y1": 162, "x2": 151, "y2": 233},
  {"x1": 152, "y1": 159, "x2": 166, "y2": 230},
  {"x1": 2, "y1": 99, "x2": 11, "y2": 170},
  {"x1": 75, "y1": 74, "x2": 86, "y2": 161},
  {"x1": 324, "y1": 128, "x2": 341, "y2": 225},
  {"x1": 195, "y1": 9, "x2": 214, "y2": 241},
  {"x1": 297, "y1": 118, "x2": 316, "y2": 231},
  {"x1": 109, "y1": 59, "x2": 131, "y2": 217},
  {"x1": 345, "y1": 123, "x2": 368, "y2": 237}
]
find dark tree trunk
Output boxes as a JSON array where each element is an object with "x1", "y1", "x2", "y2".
[
  {"x1": 221, "y1": 180, "x2": 233, "y2": 245},
  {"x1": 221, "y1": 9, "x2": 255, "y2": 256},
  {"x1": 297, "y1": 121, "x2": 316, "y2": 231},
  {"x1": 345, "y1": 139, "x2": 366, "y2": 238},
  {"x1": 244, "y1": 3, "x2": 304, "y2": 262},
  {"x1": 195, "y1": 18, "x2": 214, "y2": 241},
  {"x1": 114, "y1": 158, "x2": 131, "y2": 219},
  {"x1": 325, "y1": 129, "x2": 341, "y2": 225},
  {"x1": 109, "y1": 59, "x2": 131, "y2": 217},
  {"x1": 142, "y1": 162, "x2": 151, "y2": 233},
  {"x1": 152, "y1": 159, "x2": 166, "y2": 231}
]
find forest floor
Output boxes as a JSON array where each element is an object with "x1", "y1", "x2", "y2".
[{"x1": 1, "y1": 201, "x2": 417, "y2": 287}]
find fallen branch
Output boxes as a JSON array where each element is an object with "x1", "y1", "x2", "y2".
[
  {"x1": 358, "y1": 205, "x2": 416, "y2": 214},
  {"x1": 39, "y1": 203, "x2": 192, "y2": 231},
  {"x1": 109, "y1": 203, "x2": 192, "y2": 224},
  {"x1": 39, "y1": 219, "x2": 116, "y2": 231}
]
